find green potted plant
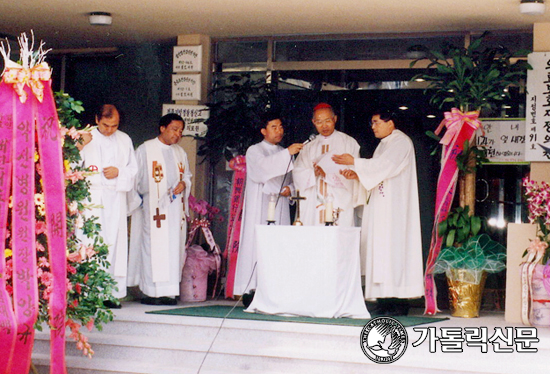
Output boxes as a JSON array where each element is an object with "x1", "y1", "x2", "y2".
[
  {"x1": 410, "y1": 33, "x2": 530, "y2": 315},
  {"x1": 410, "y1": 31, "x2": 530, "y2": 210},
  {"x1": 433, "y1": 206, "x2": 506, "y2": 317}
]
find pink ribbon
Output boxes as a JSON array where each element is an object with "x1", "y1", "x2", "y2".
[
  {"x1": 435, "y1": 108, "x2": 483, "y2": 146},
  {"x1": 2, "y1": 65, "x2": 52, "y2": 104},
  {"x1": 0, "y1": 73, "x2": 67, "y2": 372},
  {"x1": 36, "y1": 82, "x2": 68, "y2": 374},
  {"x1": 526, "y1": 238, "x2": 548, "y2": 264},
  {"x1": 424, "y1": 108, "x2": 481, "y2": 315},
  {"x1": 11, "y1": 82, "x2": 38, "y2": 374},
  {"x1": 224, "y1": 156, "x2": 246, "y2": 298},
  {"x1": 0, "y1": 82, "x2": 17, "y2": 374}
]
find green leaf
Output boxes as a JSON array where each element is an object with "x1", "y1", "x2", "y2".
[
  {"x1": 446, "y1": 230, "x2": 456, "y2": 248},
  {"x1": 438, "y1": 220, "x2": 448, "y2": 237}
]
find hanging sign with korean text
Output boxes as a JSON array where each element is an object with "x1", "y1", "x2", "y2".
[
  {"x1": 162, "y1": 104, "x2": 209, "y2": 137},
  {"x1": 525, "y1": 52, "x2": 550, "y2": 161},
  {"x1": 476, "y1": 119, "x2": 525, "y2": 163}
]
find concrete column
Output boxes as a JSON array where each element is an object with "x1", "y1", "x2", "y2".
[{"x1": 174, "y1": 34, "x2": 212, "y2": 200}]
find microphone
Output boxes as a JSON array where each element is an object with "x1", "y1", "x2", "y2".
[{"x1": 303, "y1": 134, "x2": 316, "y2": 145}]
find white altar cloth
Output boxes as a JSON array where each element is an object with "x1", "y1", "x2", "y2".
[{"x1": 246, "y1": 225, "x2": 370, "y2": 318}]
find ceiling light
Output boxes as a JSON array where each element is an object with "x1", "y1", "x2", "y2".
[
  {"x1": 520, "y1": 0, "x2": 545, "y2": 15},
  {"x1": 89, "y1": 12, "x2": 112, "y2": 26},
  {"x1": 427, "y1": 114, "x2": 436, "y2": 119},
  {"x1": 399, "y1": 106, "x2": 408, "y2": 110}
]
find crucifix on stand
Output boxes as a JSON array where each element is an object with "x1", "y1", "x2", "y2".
[{"x1": 290, "y1": 190, "x2": 306, "y2": 226}]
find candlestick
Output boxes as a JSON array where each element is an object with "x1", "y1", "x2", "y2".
[
  {"x1": 324, "y1": 195, "x2": 333, "y2": 223},
  {"x1": 267, "y1": 193, "x2": 276, "y2": 223}
]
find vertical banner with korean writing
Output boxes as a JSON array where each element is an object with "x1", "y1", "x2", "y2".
[{"x1": 526, "y1": 52, "x2": 550, "y2": 161}]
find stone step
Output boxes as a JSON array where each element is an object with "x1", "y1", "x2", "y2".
[{"x1": 32, "y1": 303, "x2": 550, "y2": 374}]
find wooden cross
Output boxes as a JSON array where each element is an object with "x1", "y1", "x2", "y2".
[
  {"x1": 153, "y1": 207, "x2": 166, "y2": 228},
  {"x1": 290, "y1": 190, "x2": 306, "y2": 226}
]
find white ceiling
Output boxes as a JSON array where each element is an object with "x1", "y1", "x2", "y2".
[{"x1": 0, "y1": 0, "x2": 548, "y2": 50}]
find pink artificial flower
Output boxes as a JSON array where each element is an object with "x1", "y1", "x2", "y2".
[
  {"x1": 59, "y1": 127, "x2": 69, "y2": 138},
  {"x1": 79, "y1": 244, "x2": 95, "y2": 260},
  {"x1": 36, "y1": 220, "x2": 47, "y2": 235},
  {"x1": 67, "y1": 127, "x2": 81, "y2": 140},
  {"x1": 75, "y1": 215, "x2": 84, "y2": 229},
  {"x1": 38, "y1": 256, "x2": 50, "y2": 268},
  {"x1": 36, "y1": 242, "x2": 46, "y2": 253},
  {"x1": 68, "y1": 201, "x2": 79, "y2": 215},
  {"x1": 67, "y1": 264, "x2": 77, "y2": 275},
  {"x1": 65, "y1": 170, "x2": 85, "y2": 183},
  {"x1": 86, "y1": 319, "x2": 94, "y2": 332},
  {"x1": 67, "y1": 252, "x2": 82, "y2": 263}
]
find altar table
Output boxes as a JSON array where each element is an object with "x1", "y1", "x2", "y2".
[{"x1": 246, "y1": 225, "x2": 370, "y2": 318}]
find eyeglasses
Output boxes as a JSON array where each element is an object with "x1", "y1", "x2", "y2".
[{"x1": 313, "y1": 118, "x2": 335, "y2": 125}]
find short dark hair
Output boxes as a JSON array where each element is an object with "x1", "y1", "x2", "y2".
[
  {"x1": 159, "y1": 113, "x2": 185, "y2": 133},
  {"x1": 371, "y1": 109, "x2": 399, "y2": 127},
  {"x1": 260, "y1": 110, "x2": 282, "y2": 129},
  {"x1": 95, "y1": 104, "x2": 119, "y2": 121}
]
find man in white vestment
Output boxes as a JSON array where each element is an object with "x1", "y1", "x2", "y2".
[
  {"x1": 128, "y1": 113, "x2": 192, "y2": 306},
  {"x1": 292, "y1": 103, "x2": 360, "y2": 226},
  {"x1": 333, "y1": 109, "x2": 424, "y2": 316},
  {"x1": 233, "y1": 113, "x2": 304, "y2": 299},
  {"x1": 78, "y1": 104, "x2": 138, "y2": 307}
]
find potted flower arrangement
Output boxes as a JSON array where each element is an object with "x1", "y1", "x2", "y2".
[
  {"x1": 409, "y1": 32, "x2": 530, "y2": 315},
  {"x1": 180, "y1": 195, "x2": 223, "y2": 303},
  {"x1": 432, "y1": 206, "x2": 506, "y2": 317},
  {"x1": 4, "y1": 92, "x2": 116, "y2": 360},
  {"x1": 521, "y1": 178, "x2": 550, "y2": 326}
]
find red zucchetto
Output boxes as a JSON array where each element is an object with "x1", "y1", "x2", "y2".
[{"x1": 313, "y1": 103, "x2": 332, "y2": 111}]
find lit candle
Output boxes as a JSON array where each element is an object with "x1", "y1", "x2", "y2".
[
  {"x1": 267, "y1": 193, "x2": 276, "y2": 222},
  {"x1": 324, "y1": 196, "x2": 333, "y2": 223}
]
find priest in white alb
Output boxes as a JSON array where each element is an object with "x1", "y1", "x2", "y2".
[
  {"x1": 333, "y1": 109, "x2": 424, "y2": 316},
  {"x1": 78, "y1": 104, "x2": 138, "y2": 306},
  {"x1": 292, "y1": 103, "x2": 360, "y2": 226},
  {"x1": 129, "y1": 113, "x2": 192, "y2": 306},
  {"x1": 233, "y1": 112, "x2": 303, "y2": 298}
]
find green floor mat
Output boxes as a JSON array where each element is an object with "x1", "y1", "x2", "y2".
[{"x1": 146, "y1": 305, "x2": 448, "y2": 327}]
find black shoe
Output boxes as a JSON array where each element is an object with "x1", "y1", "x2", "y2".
[
  {"x1": 159, "y1": 297, "x2": 178, "y2": 306},
  {"x1": 141, "y1": 297, "x2": 163, "y2": 305},
  {"x1": 103, "y1": 300, "x2": 122, "y2": 309},
  {"x1": 242, "y1": 290, "x2": 255, "y2": 308}
]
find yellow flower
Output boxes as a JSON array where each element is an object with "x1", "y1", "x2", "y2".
[
  {"x1": 64, "y1": 160, "x2": 71, "y2": 173},
  {"x1": 5, "y1": 248, "x2": 12, "y2": 258},
  {"x1": 34, "y1": 152, "x2": 39, "y2": 162}
]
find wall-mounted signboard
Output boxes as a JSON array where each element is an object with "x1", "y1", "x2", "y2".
[
  {"x1": 173, "y1": 45, "x2": 202, "y2": 73},
  {"x1": 162, "y1": 104, "x2": 209, "y2": 137},
  {"x1": 171, "y1": 74, "x2": 201, "y2": 101}
]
